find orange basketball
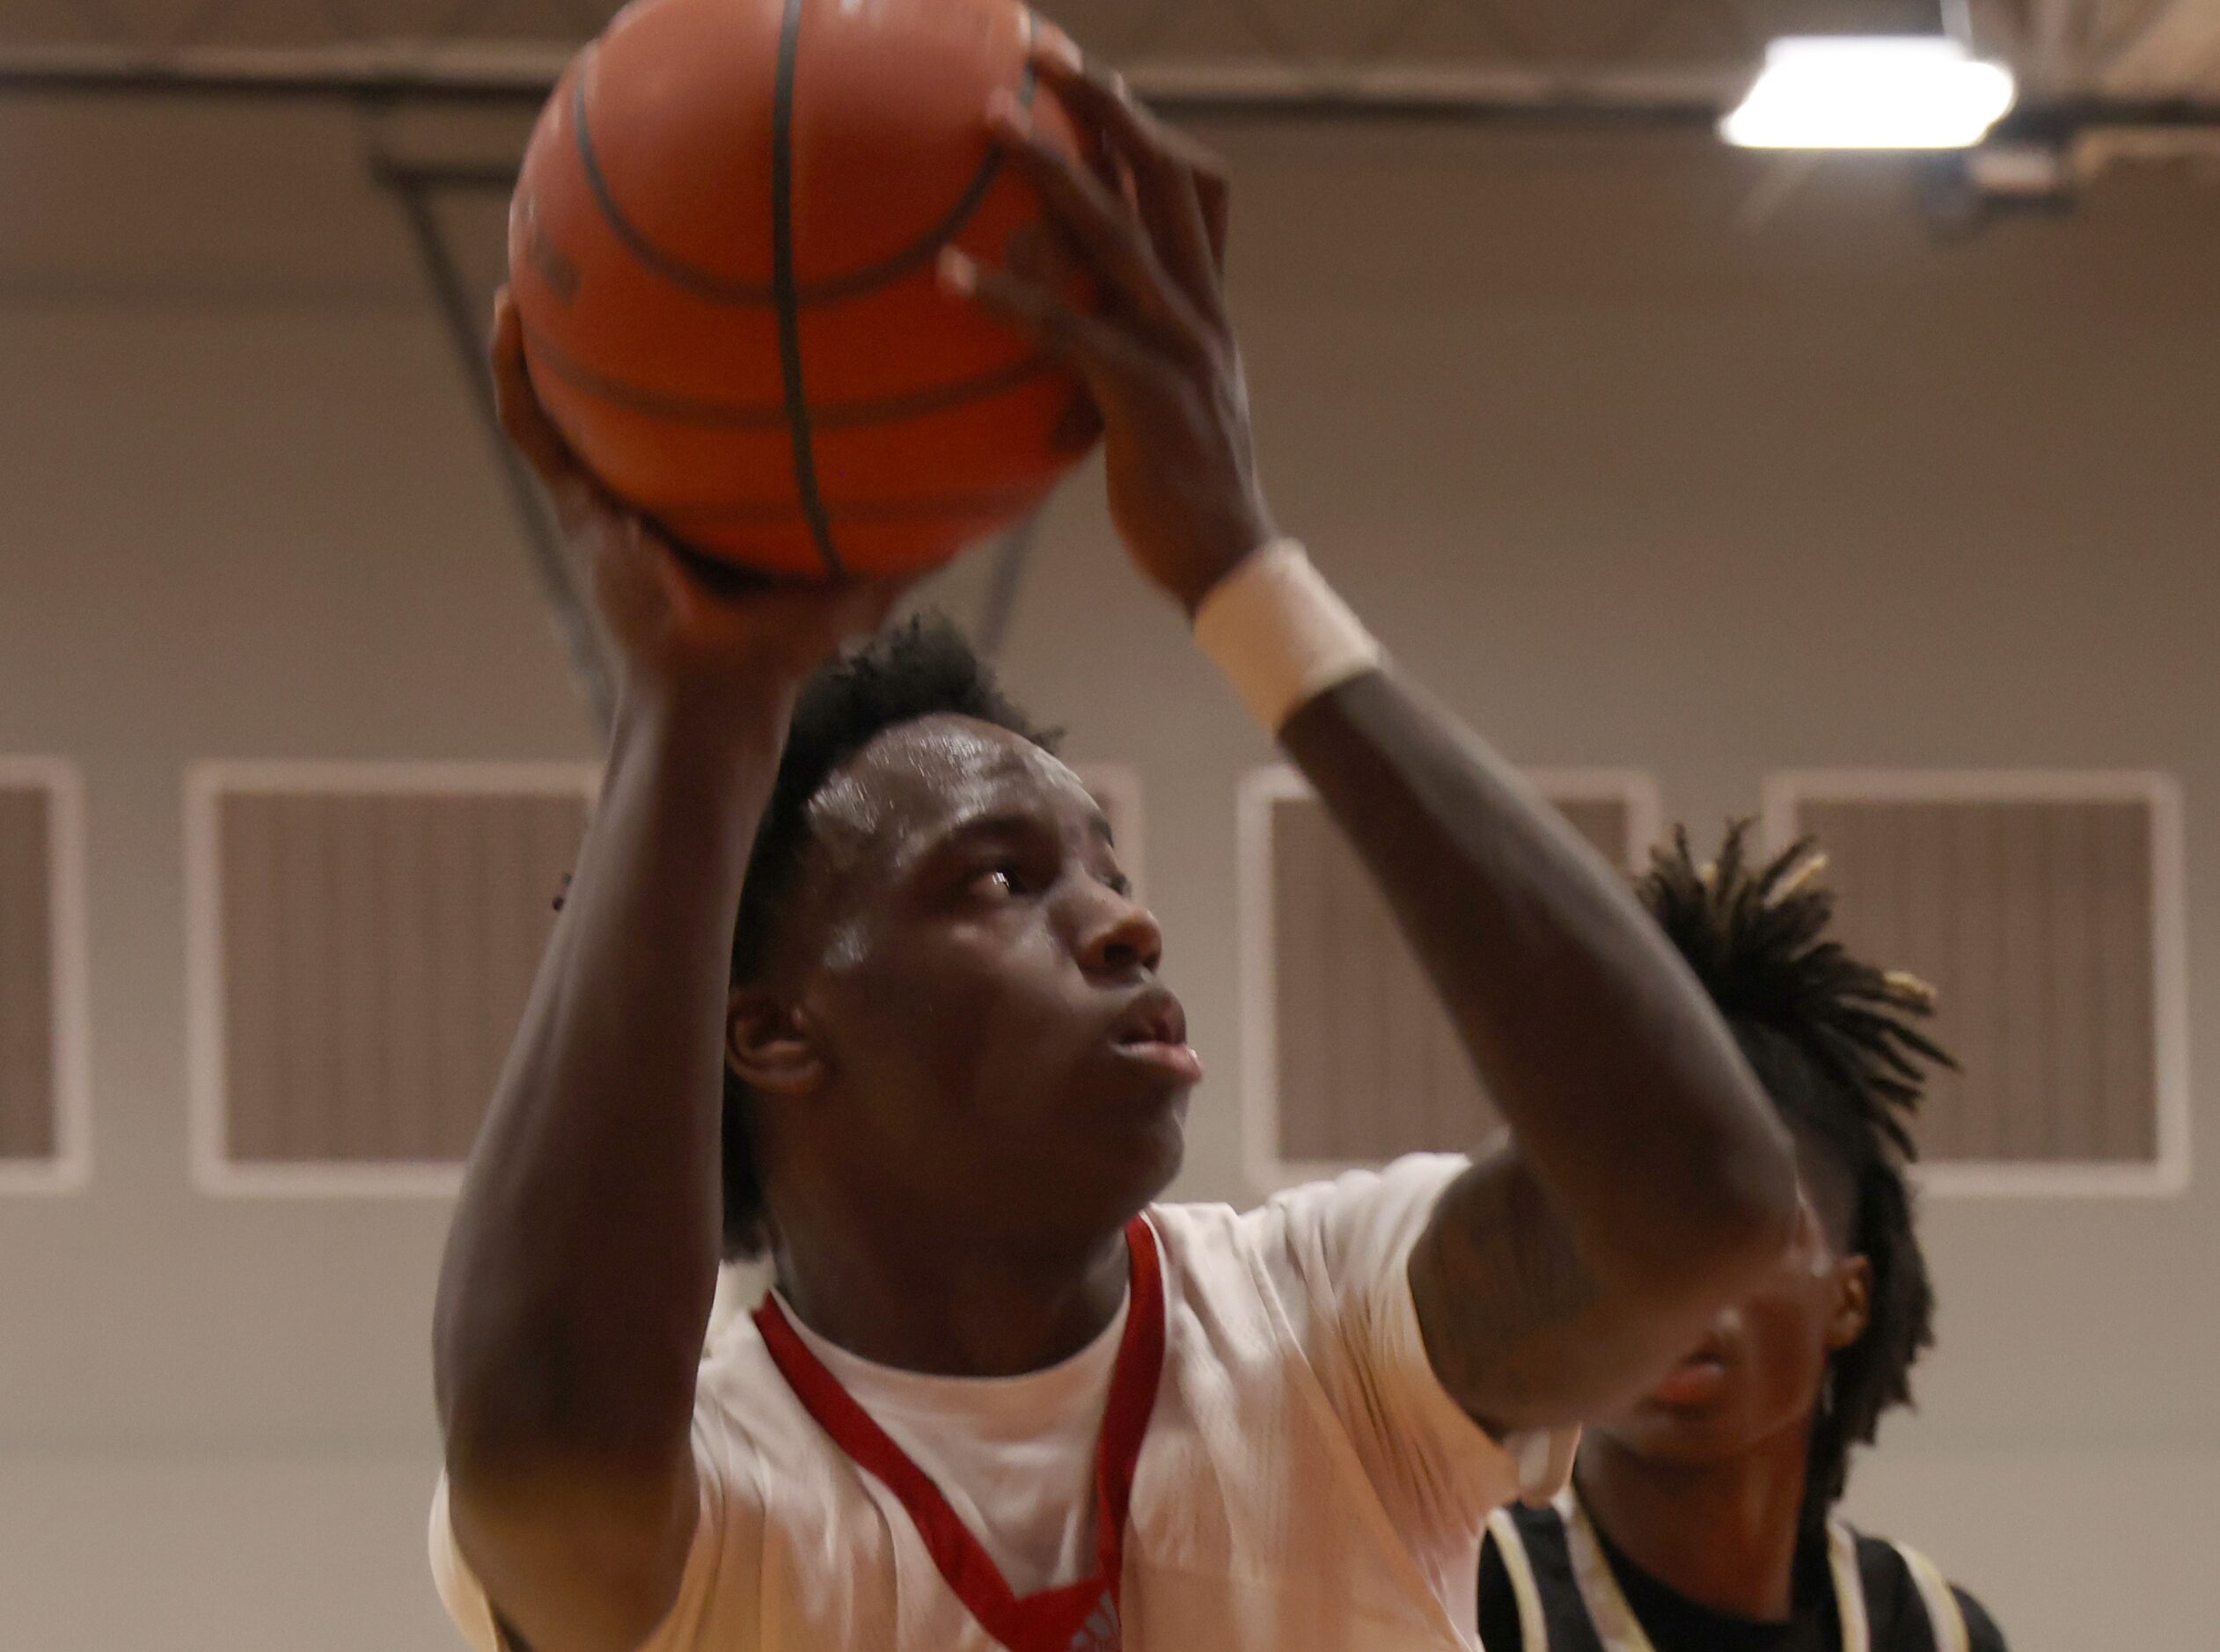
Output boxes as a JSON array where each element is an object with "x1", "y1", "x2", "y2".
[{"x1": 509, "y1": 0, "x2": 1096, "y2": 581}]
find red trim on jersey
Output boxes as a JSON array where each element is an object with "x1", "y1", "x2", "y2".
[{"x1": 754, "y1": 1217, "x2": 1167, "y2": 1652}]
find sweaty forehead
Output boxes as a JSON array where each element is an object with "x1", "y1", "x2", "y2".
[{"x1": 807, "y1": 714, "x2": 1084, "y2": 865}]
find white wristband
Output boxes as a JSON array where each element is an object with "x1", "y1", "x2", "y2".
[{"x1": 1192, "y1": 540, "x2": 1384, "y2": 735}]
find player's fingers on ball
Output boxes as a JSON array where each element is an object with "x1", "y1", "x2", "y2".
[
  {"x1": 1195, "y1": 164, "x2": 1231, "y2": 279},
  {"x1": 1084, "y1": 134, "x2": 1127, "y2": 207},
  {"x1": 642, "y1": 528, "x2": 743, "y2": 631},
  {"x1": 1125, "y1": 116, "x2": 1227, "y2": 310},
  {"x1": 941, "y1": 255, "x2": 1136, "y2": 384},
  {"x1": 941, "y1": 252, "x2": 1054, "y2": 345},
  {"x1": 488, "y1": 293, "x2": 560, "y2": 464},
  {"x1": 1037, "y1": 49, "x2": 1206, "y2": 238},
  {"x1": 944, "y1": 249, "x2": 1071, "y2": 347},
  {"x1": 490, "y1": 292, "x2": 598, "y2": 527},
  {"x1": 1051, "y1": 386, "x2": 1107, "y2": 455},
  {"x1": 583, "y1": 514, "x2": 656, "y2": 625},
  {"x1": 1030, "y1": 21, "x2": 1085, "y2": 78},
  {"x1": 1156, "y1": 129, "x2": 1234, "y2": 289},
  {"x1": 947, "y1": 257, "x2": 1150, "y2": 400},
  {"x1": 663, "y1": 533, "x2": 776, "y2": 604},
  {"x1": 1001, "y1": 219, "x2": 1080, "y2": 289},
  {"x1": 989, "y1": 96, "x2": 1139, "y2": 274},
  {"x1": 612, "y1": 514, "x2": 665, "y2": 587},
  {"x1": 1107, "y1": 121, "x2": 1215, "y2": 314},
  {"x1": 988, "y1": 94, "x2": 1193, "y2": 340},
  {"x1": 1136, "y1": 177, "x2": 1216, "y2": 318},
  {"x1": 1000, "y1": 221, "x2": 1110, "y2": 352},
  {"x1": 839, "y1": 579, "x2": 911, "y2": 640},
  {"x1": 1032, "y1": 46, "x2": 1160, "y2": 165},
  {"x1": 1028, "y1": 55, "x2": 1213, "y2": 296},
  {"x1": 750, "y1": 580, "x2": 898, "y2": 668},
  {"x1": 488, "y1": 284, "x2": 524, "y2": 367}
]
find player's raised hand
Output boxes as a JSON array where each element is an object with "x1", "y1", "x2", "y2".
[
  {"x1": 941, "y1": 40, "x2": 1277, "y2": 615},
  {"x1": 491, "y1": 289, "x2": 902, "y2": 716}
]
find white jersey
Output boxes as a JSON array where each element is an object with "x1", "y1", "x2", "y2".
[{"x1": 432, "y1": 1154, "x2": 1578, "y2": 1652}]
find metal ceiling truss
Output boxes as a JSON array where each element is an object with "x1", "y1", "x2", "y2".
[{"x1": 374, "y1": 157, "x2": 617, "y2": 734}]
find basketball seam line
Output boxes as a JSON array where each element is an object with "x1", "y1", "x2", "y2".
[
  {"x1": 568, "y1": 28, "x2": 1038, "y2": 311},
  {"x1": 519, "y1": 325, "x2": 1063, "y2": 431},
  {"x1": 773, "y1": 0, "x2": 842, "y2": 577},
  {"x1": 653, "y1": 480, "x2": 1051, "y2": 524}
]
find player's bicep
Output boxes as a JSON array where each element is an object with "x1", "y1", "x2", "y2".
[
  {"x1": 439, "y1": 1450, "x2": 706, "y2": 1652},
  {"x1": 1410, "y1": 1146, "x2": 1693, "y2": 1433}
]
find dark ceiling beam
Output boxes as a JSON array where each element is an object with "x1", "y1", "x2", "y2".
[{"x1": 6, "y1": 43, "x2": 2217, "y2": 132}]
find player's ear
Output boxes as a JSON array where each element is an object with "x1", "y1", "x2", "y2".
[
  {"x1": 1827, "y1": 1254, "x2": 1873, "y2": 1352},
  {"x1": 727, "y1": 987, "x2": 826, "y2": 1098}
]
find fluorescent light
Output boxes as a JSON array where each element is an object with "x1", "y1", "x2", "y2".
[{"x1": 1720, "y1": 35, "x2": 2018, "y2": 150}]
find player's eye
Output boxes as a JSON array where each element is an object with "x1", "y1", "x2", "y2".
[{"x1": 972, "y1": 862, "x2": 1034, "y2": 899}]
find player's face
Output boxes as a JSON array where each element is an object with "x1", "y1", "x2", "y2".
[
  {"x1": 775, "y1": 716, "x2": 1196, "y2": 1245},
  {"x1": 1593, "y1": 1187, "x2": 1871, "y2": 1466}
]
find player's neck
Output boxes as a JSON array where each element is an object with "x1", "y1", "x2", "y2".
[
  {"x1": 768, "y1": 1215, "x2": 1133, "y2": 1379},
  {"x1": 1574, "y1": 1422, "x2": 1813, "y2": 1623}
]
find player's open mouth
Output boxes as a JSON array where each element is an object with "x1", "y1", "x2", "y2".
[
  {"x1": 1110, "y1": 990, "x2": 1205, "y2": 1084},
  {"x1": 1647, "y1": 1345, "x2": 1731, "y2": 1408}
]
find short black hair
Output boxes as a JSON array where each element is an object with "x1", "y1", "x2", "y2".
[
  {"x1": 719, "y1": 616, "x2": 1059, "y2": 1260},
  {"x1": 1638, "y1": 822, "x2": 1953, "y2": 1525}
]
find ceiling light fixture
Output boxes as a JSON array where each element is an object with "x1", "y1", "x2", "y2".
[{"x1": 1720, "y1": 6, "x2": 2017, "y2": 152}]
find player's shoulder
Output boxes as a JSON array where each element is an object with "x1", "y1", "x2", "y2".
[
  {"x1": 1147, "y1": 1153, "x2": 1469, "y2": 1328},
  {"x1": 1151, "y1": 1154, "x2": 1469, "y2": 1258},
  {"x1": 697, "y1": 1309, "x2": 781, "y2": 1408},
  {"x1": 691, "y1": 1312, "x2": 833, "y2": 1493}
]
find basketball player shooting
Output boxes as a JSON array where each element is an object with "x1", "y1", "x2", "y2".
[{"x1": 431, "y1": 42, "x2": 1802, "y2": 1652}]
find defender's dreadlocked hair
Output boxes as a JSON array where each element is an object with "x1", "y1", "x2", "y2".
[
  {"x1": 718, "y1": 616, "x2": 1059, "y2": 1261},
  {"x1": 1638, "y1": 822, "x2": 1953, "y2": 1527}
]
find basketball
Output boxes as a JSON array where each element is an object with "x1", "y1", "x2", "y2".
[{"x1": 508, "y1": 0, "x2": 1097, "y2": 581}]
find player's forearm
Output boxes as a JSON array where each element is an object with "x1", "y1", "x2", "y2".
[
  {"x1": 1280, "y1": 669, "x2": 1798, "y2": 1298},
  {"x1": 435, "y1": 691, "x2": 786, "y2": 1477}
]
